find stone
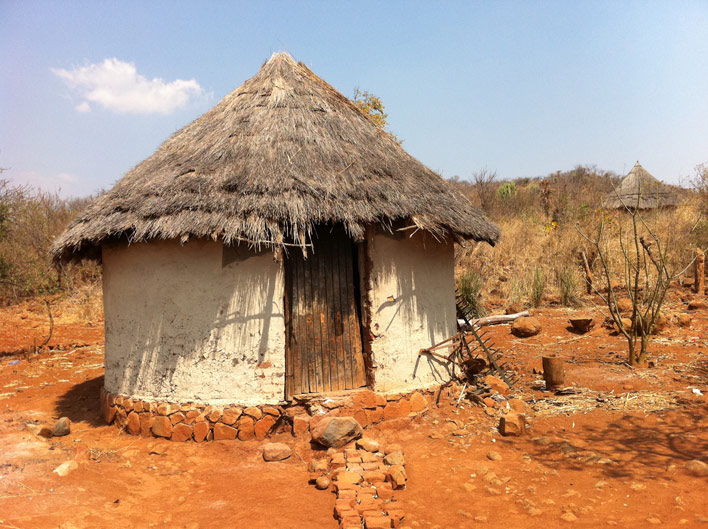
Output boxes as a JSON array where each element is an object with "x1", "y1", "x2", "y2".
[
  {"x1": 685, "y1": 459, "x2": 708, "y2": 477},
  {"x1": 171, "y1": 423, "x2": 193, "y2": 442},
  {"x1": 139, "y1": 413, "x2": 153, "y2": 437},
  {"x1": 126, "y1": 412, "x2": 141, "y2": 435},
  {"x1": 409, "y1": 391, "x2": 428, "y2": 412},
  {"x1": 353, "y1": 390, "x2": 378, "y2": 409},
  {"x1": 483, "y1": 375, "x2": 510, "y2": 396},
  {"x1": 646, "y1": 518, "x2": 662, "y2": 525},
  {"x1": 292, "y1": 415, "x2": 310, "y2": 436},
  {"x1": 206, "y1": 408, "x2": 221, "y2": 423},
  {"x1": 243, "y1": 407, "x2": 263, "y2": 420},
  {"x1": 384, "y1": 451, "x2": 405, "y2": 466},
  {"x1": 363, "y1": 471, "x2": 387, "y2": 483},
  {"x1": 560, "y1": 512, "x2": 577, "y2": 522},
  {"x1": 309, "y1": 459, "x2": 329, "y2": 474},
  {"x1": 193, "y1": 421, "x2": 209, "y2": 442},
  {"x1": 237, "y1": 416, "x2": 255, "y2": 441},
  {"x1": 508, "y1": 398, "x2": 530, "y2": 415},
  {"x1": 254, "y1": 415, "x2": 277, "y2": 440},
  {"x1": 357, "y1": 437, "x2": 380, "y2": 452},
  {"x1": 387, "y1": 464, "x2": 407, "y2": 489},
  {"x1": 336, "y1": 471, "x2": 363, "y2": 484},
  {"x1": 310, "y1": 416, "x2": 363, "y2": 448},
  {"x1": 213, "y1": 423, "x2": 238, "y2": 441},
  {"x1": 486, "y1": 450, "x2": 502, "y2": 461},
  {"x1": 156, "y1": 403, "x2": 172, "y2": 416},
  {"x1": 384, "y1": 444, "x2": 402, "y2": 455},
  {"x1": 261, "y1": 406, "x2": 281, "y2": 417},
  {"x1": 499, "y1": 413, "x2": 526, "y2": 436},
  {"x1": 52, "y1": 417, "x2": 71, "y2": 437},
  {"x1": 688, "y1": 300, "x2": 707, "y2": 310},
  {"x1": 169, "y1": 412, "x2": 186, "y2": 425},
  {"x1": 511, "y1": 316, "x2": 541, "y2": 338},
  {"x1": 677, "y1": 313, "x2": 692, "y2": 327},
  {"x1": 53, "y1": 460, "x2": 78, "y2": 477},
  {"x1": 262, "y1": 442, "x2": 292, "y2": 461},
  {"x1": 221, "y1": 408, "x2": 241, "y2": 425},
  {"x1": 315, "y1": 476, "x2": 330, "y2": 490},
  {"x1": 363, "y1": 516, "x2": 390, "y2": 529},
  {"x1": 617, "y1": 298, "x2": 633, "y2": 313},
  {"x1": 151, "y1": 416, "x2": 173, "y2": 438},
  {"x1": 366, "y1": 407, "x2": 384, "y2": 424}
]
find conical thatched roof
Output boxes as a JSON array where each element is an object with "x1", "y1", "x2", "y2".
[
  {"x1": 603, "y1": 162, "x2": 679, "y2": 210},
  {"x1": 52, "y1": 52, "x2": 500, "y2": 263}
]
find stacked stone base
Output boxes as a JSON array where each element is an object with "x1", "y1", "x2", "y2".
[{"x1": 100, "y1": 387, "x2": 435, "y2": 443}]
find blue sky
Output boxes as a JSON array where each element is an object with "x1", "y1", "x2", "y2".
[{"x1": 1, "y1": 1, "x2": 707, "y2": 197}]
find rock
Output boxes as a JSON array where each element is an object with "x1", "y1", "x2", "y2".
[
  {"x1": 499, "y1": 413, "x2": 525, "y2": 437},
  {"x1": 262, "y1": 442, "x2": 292, "y2": 461},
  {"x1": 646, "y1": 518, "x2": 662, "y2": 525},
  {"x1": 508, "y1": 398, "x2": 530, "y2": 415},
  {"x1": 486, "y1": 451, "x2": 502, "y2": 461},
  {"x1": 315, "y1": 476, "x2": 330, "y2": 490},
  {"x1": 356, "y1": 437, "x2": 380, "y2": 453},
  {"x1": 52, "y1": 417, "x2": 71, "y2": 437},
  {"x1": 409, "y1": 392, "x2": 428, "y2": 412},
  {"x1": 151, "y1": 416, "x2": 173, "y2": 438},
  {"x1": 652, "y1": 312, "x2": 668, "y2": 333},
  {"x1": 511, "y1": 317, "x2": 541, "y2": 338},
  {"x1": 254, "y1": 415, "x2": 277, "y2": 440},
  {"x1": 677, "y1": 313, "x2": 692, "y2": 327},
  {"x1": 237, "y1": 416, "x2": 255, "y2": 440},
  {"x1": 220, "y1": 408, "x2": 241, "y2": 425},
  {"x1": 560, "y1": 512, "x2": 577, "y2": 522},
  {"x1": 685, "y1": 459, "x2": 708, "y2": 477},
  {"x1": 126, "y1": 412, "x2": 141, "y2": 435},
  {"x1": 483, "y1": 375, "x2": 510, "y2": 396},
  {"x1": 688, "y1": 300, "x2": 707, "y2": 311},
  {"x1": 387, "y1": 464, "x2": 407, "y2": 489},
  {"x1": 292, "y1": 415, "x2": 310, "y2": 436},
  {"x1": 171, "y1": 423, "x2": 193, "y2": 442},
  {"x1": 383, "y1": 451, "x2": 405, "y2": 466},
  {"x1": 506, "y1": 303, "x2": 524, "y2": 315},
  {"x1": 617, "y1": 298, "x2": 633, "y2": 313},
  {"x1": 213, "y1": 423, "x2": 238, "y2": 441},
  {"x1": 193, "y1": 421, "x2": 209, "y2": 442},
  {"x1": 53, "y1": 460, "x2": 78, "y2": 477},
  {"x1": 310, "y1": 416, "x2": 363, "y2": 448},
  {"x1": 384, "y1": 443, "x2": 402, "y2": 455},
  {"x1": 39, "y1": 426, "x2": 54, "y2": 438},
  {"x1": 243, "y1": 407, "x2": 263, "y2": 420}
]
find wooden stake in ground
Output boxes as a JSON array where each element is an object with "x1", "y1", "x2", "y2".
[
  {"x1": 694, "y1": 248, "x2": 705, "y2": 294},
  {"x1": 542, "y1": 356, "x2": 565, "y2": 390}
]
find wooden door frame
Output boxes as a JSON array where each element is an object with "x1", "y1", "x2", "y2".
[{"x1": 284, "y1": 228, "x2": 371, "y2": 401}]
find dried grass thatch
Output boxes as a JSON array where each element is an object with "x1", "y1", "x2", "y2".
[
  {"x1": 603, "y1": 162, "x2": 680, "y2": 210},
  {"x1": 52, "y1": 52, "x2": 500, "y2": 263}
]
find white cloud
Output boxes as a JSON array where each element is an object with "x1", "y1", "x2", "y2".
[
  {"x1": 56, "y1": 172, "x2": 79, "y2": 183},
  {"x1": 52, "y1": 58, "x2": 203, "y2": 114}
]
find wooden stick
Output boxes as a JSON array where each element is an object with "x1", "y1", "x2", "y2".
[
  {"x1": 694, "y1": 248, "x2": 705, "y2": 294},
  {"x1": 459, "y1": 310, "x2": 530, "y2": 328},
  {"x1": 581, "y1": 251, "x2": 593, "y2": 294}
]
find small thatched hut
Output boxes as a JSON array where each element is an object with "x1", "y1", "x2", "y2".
[
  {"x1": 603, "y1": 161, "x2": 679, "y2": 210},
  {"x1": 52, "y1": 53, "x2": 500, "y2": 408}
]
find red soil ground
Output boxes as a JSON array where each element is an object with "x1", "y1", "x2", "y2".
[{"x1": 1, "y1": 293, "x2": 707, "y2": 528}]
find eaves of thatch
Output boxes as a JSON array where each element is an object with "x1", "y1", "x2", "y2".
[
  {"x1": 603, "y1": 162, "x2": 680, "y2": 210},
  {"x1": 51, "y1": 53, "x2": 500, "y2": 264}
]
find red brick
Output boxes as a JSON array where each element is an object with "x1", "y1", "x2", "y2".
[
  {"x1": 363, "y1": 471, "x2": 387, "y2": 483},
  {"x1": 385, "y1": 509, "x2": 405, "y2": 528},
  {"x1": 364, "y1": 515, "x2": 391, "y2": 529},
  {"x1": 334, "y1": 498, "x2": 356, "y2": 518}
]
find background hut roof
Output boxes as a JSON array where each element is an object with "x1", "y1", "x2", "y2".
[
  {"x1": 603, "y1": 161, "x2": 680, "y2": 210},
  {"x1": 52, "y1": 52, "x2": 500, "y2": 263}
]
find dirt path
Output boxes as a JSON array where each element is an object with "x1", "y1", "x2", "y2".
[{"x1": 1, "y1": 298, "x2": 707, "y2": 528}]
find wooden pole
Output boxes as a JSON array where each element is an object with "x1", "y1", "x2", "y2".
[
  {"x1": 694, "y1": 249, "x2": 705, "y2": 295},
  {"x1": 542, "y1": 356, "x2": 565, "y2": 390}
]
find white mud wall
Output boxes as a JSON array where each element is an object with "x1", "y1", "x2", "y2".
[
  {"x1": 367, "y1": 231, "x2": 457, "y2": 393},
  {"x1": 102, "y1": 239, "x2": 285, "y2": 405}
]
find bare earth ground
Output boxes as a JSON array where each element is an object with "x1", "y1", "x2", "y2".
[{"x1": 1, "y1": 292, "x2": 707, "y2": 529}]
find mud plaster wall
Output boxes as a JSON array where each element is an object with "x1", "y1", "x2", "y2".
[
  {"x1": 367, "y1": 231, "x2": 457, "y2": 392},
  {"x1": 102, "y1": 239, "x2": 285, "y2": 405}
]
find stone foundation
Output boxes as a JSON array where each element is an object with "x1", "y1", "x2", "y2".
[{"x1": 100, "y1": 387, "x2": 437, "y2": 442}]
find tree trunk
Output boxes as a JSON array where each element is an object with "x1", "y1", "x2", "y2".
[{"x1": 695, "y1": 249, "x2": 705, "y2": 295}]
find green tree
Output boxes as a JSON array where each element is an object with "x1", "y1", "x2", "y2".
[{"x1": 352, "y1": 89, "x2": 400, "y2": 143}]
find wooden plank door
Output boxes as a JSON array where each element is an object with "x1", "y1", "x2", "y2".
[{"x1": 285, "y1": 227, "x2": 367, "y2": 398}]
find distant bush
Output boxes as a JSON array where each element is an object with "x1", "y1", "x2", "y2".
[
  {"x1": 457, "y1": 268, "x2": 486, "y2": 318},
  {"x1": 0, "y1": 178, "x2": 99, "y2": 304}
]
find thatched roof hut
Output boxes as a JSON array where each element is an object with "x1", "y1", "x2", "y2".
[
  {"x1": 52, "y1": 52, "x2": 499, "y2": 264},
  {"x1": 52, "y1": 53, "x2": 500, "y2": 433},
  {"x1": 603, "y1": 161, "x2": 679, "y2": 210}
]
